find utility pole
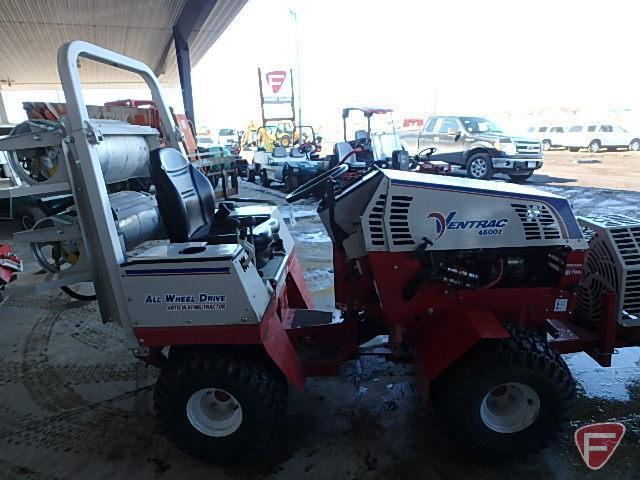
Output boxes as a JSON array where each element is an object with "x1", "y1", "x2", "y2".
[{"x1": 289, "y1": 5, "x2": 303, "y2": 141}]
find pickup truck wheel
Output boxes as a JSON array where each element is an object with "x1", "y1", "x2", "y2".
[
  {"x1": 508, "y1": 172, "x2": 533, "y2": 183},
  {"x1": 541, "y1": 140, "x2": 551, "y2": 151},
  {"x1": 247, "y1": 168, "x2": 256, "y2": 183},
  {"x1": 467, "y1": 153, "x2": 494, "y2": 180},
  {"x1": 629, "y1": 139, "x2": 640, "y2": 151},
  {"x1": 588, "y1": 140, "x2": 601, "y2": 153},
  {"x1": 260, "y1": 170, "x2": 271, "y2": 187}
]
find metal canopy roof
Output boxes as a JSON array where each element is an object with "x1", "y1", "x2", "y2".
[{"x1": 0, "y1": 0, "x2": 247, "y2": 90}]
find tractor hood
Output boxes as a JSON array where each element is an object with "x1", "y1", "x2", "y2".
[{"x1": 319, "y1": 169, "x2": 586, "y2": 259}]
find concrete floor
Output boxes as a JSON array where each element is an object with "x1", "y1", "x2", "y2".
[{"x1": 1, "y1": 178, "x2": 640, "y2": 479}]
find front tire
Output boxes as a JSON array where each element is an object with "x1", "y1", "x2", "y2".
[
  {"x1": 431, "y1": 324, "x2": 575, "y2": 458},
  {"x1": 588, "y1": 140, "x2": 601, "y2": 153},
  {"x1": 541, "y1": 140, "x2": 551, "y2": 151},
  {"x1": 154, "y1": 349, "x2": 288, "y2": 462},
  {"x1": 466, "y1": 153, "x2": 494, "y2": 180},
  {"x1": 508, "y1": 172, "x2": 533, "y2": 183},
  {"x1": 284, "y1": 175, "x2": 298, "y2": 192}
]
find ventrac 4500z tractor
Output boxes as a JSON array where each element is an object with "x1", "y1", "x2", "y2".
[{"x1": 2, "y1": 41, "x2": 640, "y2": 463}]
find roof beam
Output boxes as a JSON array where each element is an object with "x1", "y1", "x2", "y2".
[
  {"x1": 168, "y1": 0, "x2": 219, "y2": 125},
  {"x1": 175, "y1": 0, "x2": 219, "y2": 43}
]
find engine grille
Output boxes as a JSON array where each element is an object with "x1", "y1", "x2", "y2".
[
  {"x1": 514, "y1": 141, "x2": 541, "y2": 155},
  {"x1": 389, "y1": 195, "x2": 415, "y2": 246},
  {"x1": 576, "y1": 214, "x2": 640, "y2": 326},
  {"x1": 511, "y1": 203, "x2": 561, "y2": 241}
]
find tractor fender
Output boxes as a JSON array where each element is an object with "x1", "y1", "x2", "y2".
[
  {"x1": 260, "y1": 303, "x2": 307, "y2": 391},
  {"x1": 413, "y1": 310, "x2": 509, "y2": 399}
]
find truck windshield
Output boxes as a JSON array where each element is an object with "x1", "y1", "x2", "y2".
[{"x1": 460, "y1": 117, "x2": 503, "y2": 134}]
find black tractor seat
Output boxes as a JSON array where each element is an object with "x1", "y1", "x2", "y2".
[{"x1": 149, "y1": 147, "x2": 278, "y2": 267}]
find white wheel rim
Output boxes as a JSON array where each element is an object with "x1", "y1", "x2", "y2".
[
  {"x1": 471, "y1": 158, "x2": 487, "y2": 177},
  {"x1": 186, "y1": 388, "x2": 243, "y2": 437},
  {"x1": 480, "y1": 382, "x2": 540, "y2": 433},
  {"x1": 631, "y1": 141, "x2": 639, "y2": 151},
  {"x1": 590, "y1": 143, "x2": 598, "y2": 152}
]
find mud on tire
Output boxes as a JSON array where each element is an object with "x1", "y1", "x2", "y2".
[
  {"x1": 431, "y1": 323, "x2": 575, "y2": 458},
  {"x1": 154, "y1": 348, "x2": 288, "y2": 462}
]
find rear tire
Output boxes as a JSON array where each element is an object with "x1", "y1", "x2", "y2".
[
  {"x1": 16, "y1": 205, "x2": 46, "y2": 230},
  {"x1": 466, "y1": 153, "x2": 494, "y2": 180},
  {"x1": 629, "y1": 139, "x2": 640, "y2": 151},
  {"x1": 508, "y1": 172, "x2": 533, "y2": 183},
  {"x1": 260, "y1": 170, "x2": 271, "y2": 187},
  {"x1": 154, "y1": 349, "x2": 288, "y2": 463},
  {"x1": 588, "y1": 140, "x2": 601, "y2": 153},
  {"x1": 431, "y1": 324, "x2": 575, "y2": 459},
  {"x1": 60, "y1": 285, "x2": 97, "y2": 301},
  {"x1": 541, "y1": 140, "x2": 551, "y2": 151}
]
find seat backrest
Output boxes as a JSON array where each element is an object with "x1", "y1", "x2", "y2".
[
  {"x1": 289, "y1": 147, "x2": 306, "y2": 158},
  {"x1": 354, "y1": 129, "x2": 369, "y2": 140},
  {"x1": 150, "y1": 148, "x2": 215, "y2": 242},
  {"x1": 272, "y1": 146, "x2": 288, "y2": 158}
]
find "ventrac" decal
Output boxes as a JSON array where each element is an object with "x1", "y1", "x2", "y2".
[{"x1": 427, "y1": 211, "x2": 509, "y2": 239}]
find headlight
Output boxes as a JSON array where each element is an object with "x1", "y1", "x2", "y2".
[{"x1": 495, "y1": 139, "x2": 517, "y2": 155}]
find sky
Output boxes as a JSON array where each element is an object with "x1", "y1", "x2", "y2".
[
  {"x1": 3, "y1": 0, "x2": 640, "y2": 134},
  {"x1": 188, "y1": 0, "x2": 640, "y2": 132}
]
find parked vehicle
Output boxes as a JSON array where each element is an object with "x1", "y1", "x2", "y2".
[
  {"x1": 325, "y1": 107, "x2": 410, "y2": 181},
  {"x1": 404, "y1": 116, "x2": 543, "y2": 182},
  {"x1": 251, "y1": 144, "x2": 323, "y2": 191},
  {"x1": 196, "y1": 135, "x2": 215, "y2": 149},
  {"x1": 563, "y1": 123, "x2": 640, "y2": 153},
  {"x1": 526, "y1": 126, "x2": 566, "y2": 151},
  {"x1": 217, "y1": 128, "x2": 239, "y2": 147}
]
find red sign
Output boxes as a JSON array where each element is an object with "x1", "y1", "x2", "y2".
[
  {"x1": 574, "y1": 422, "x2": 625, "y2": 470},
  {"x1": 266, "y1": 70, "x2": 287, "y2": 94}
]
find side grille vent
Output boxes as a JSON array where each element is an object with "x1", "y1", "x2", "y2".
[
  {"x1": 610, "y1": 226, "x2": 640, "y2": 267},
  {"x1": 390, "y1": 195, "x2": 414, "y2": 246},
  {"x1": 511, "y1": 203, "x2": 561, "y2": 241},
  {"x1": 367, "y1": 194, "x2": 387, "y2": 246}
]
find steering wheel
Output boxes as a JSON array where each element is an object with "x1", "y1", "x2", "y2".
[
  {"x1": 409, "y1": 146, "x2": 438, "y2": 169},
  {"x1": 356, "y1": 137, "x2": 372, "y2": 149},
  {"x1": 297, "y1": 143, "x2": 314, "y2": 155},
  {"x1": 285, "y1": 164, "x2": 349, "y2": 203},
  {"x1": 418, "y1": 147, "x2": 437, "y2": 157}
]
